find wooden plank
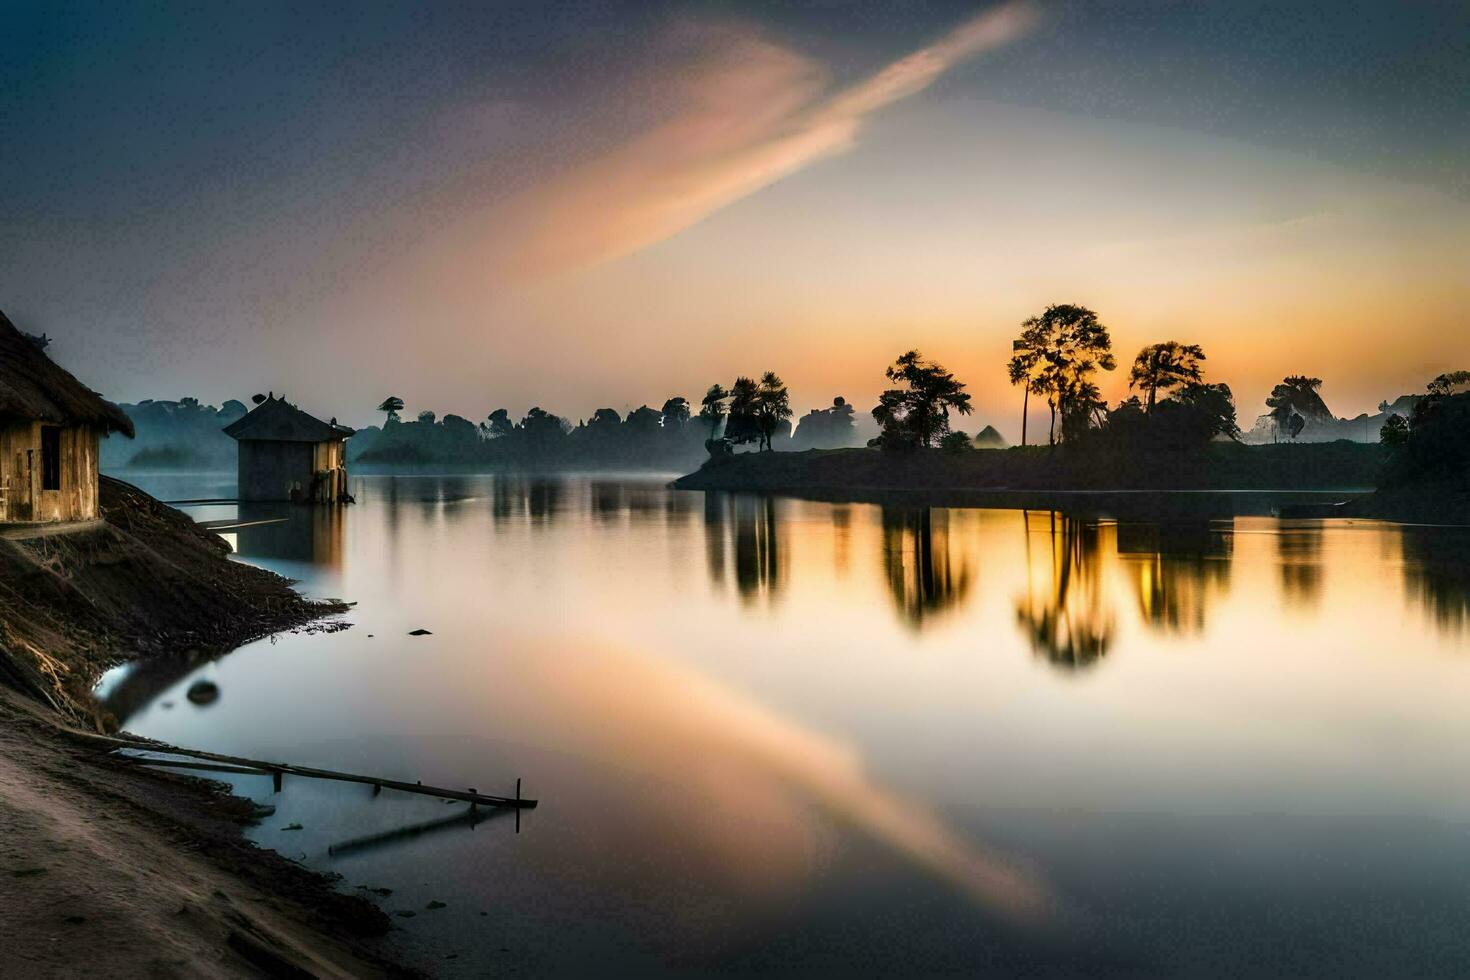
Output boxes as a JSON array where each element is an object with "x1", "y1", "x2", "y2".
[
  {"x1": 121, "y1": 757, "x2": 274, "y2": 777},
  {"x1": 197, "y1": 518, "x2": 289, "y2": 531},
  {"x1": 74, "y1": 731, "x2": 536, "y2": 809}
]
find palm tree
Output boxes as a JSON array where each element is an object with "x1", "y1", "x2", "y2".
[
  {"x1": 1129, "y1": 342, "x2": 1206, "y2": 414},
  {"x1": 699, "y1": 384, "x2": 728, "y2": 439},
  {"x1": 377, "y1": 395, "x2": 405, "y2": 424},
  {"x1": 755, "y1": 371, "x2": 792, "y2": 451},
  {"x1": 1008, "y1": 321, "x2": 1050, "y2": 446}
]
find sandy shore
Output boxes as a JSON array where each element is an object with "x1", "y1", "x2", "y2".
[{"x1": 0, "y1": 687, "x2": 414, "y2": 978}]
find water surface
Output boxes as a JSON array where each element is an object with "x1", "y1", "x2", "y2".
[{"x1": 100, "y1": 472, "x2": 1470, "y2": 976}]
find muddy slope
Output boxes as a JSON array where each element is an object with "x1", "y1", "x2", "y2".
[{"x1": 0, "y1": 475, "x2": 346, "y2": 724}]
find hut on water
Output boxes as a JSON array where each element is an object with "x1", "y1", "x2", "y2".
[
  {"x1": 0, "y1": 310, "x2": 134, "y2": 524},
  {"x1": 223, "y1": 396, "x2": 354, "y2": 503}
]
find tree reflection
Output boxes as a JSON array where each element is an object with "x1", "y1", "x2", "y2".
[
  {"x1": 1015, "y1": 513, "x2": 1114, "y2": 671},
  {"x1": 1116, "y1": 521, "x2": 1233, "y2": 634},
  {"x1": 1276, "y1": 521, "x2": 1324, "y2": 609},
  {"x1": 527, "y1": 479, "x2": 561, "y2": 524},
  {"x1": 704, "y1": 493, "x2": 785, "y2": 604},
  {"x1": 879, "y1": 507, "x2": 972, "y2": 629},
  {"x1": 1400, "y1": 525, "x2": 1470, "y2": 634}
]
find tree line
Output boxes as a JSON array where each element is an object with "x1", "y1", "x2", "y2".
[{"x1": 361, "y1": 299, "x2": 1465, "y2": 465}]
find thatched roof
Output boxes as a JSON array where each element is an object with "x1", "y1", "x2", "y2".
[
  {"x1": 223, "y1": 396, "x2": 354, "y2": 443},
  {"x1": 0, "y1": 310, "x2": 134, "y2": 437}
]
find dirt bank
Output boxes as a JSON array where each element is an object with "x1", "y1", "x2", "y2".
[
  {"x1": 0, "y1": 477, "x2": 418, "y2": 977},
  {"x1": 0, "y1": 476, "x2": 348, "y2": 726}
]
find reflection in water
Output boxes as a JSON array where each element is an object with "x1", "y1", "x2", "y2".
[
  {"x1": 235, "y1": 504, "x2": 344, "y2": 566},
  {"x1": 1277, "y1": 521, "x2": 1325, "y2": 610},
  {"x1": 704, "y1": 494, "x2": 785, "y2": 604},
  {"x1": 1015, "y1": 513, "x2": 1114, "y2": 671},
  {"x1": 830, "y1": 504, "x2": 852, "y2": 577},
  {"x1": 1116, "y1": 521, "x2": 1233, "y2": 635},
  {"x1": 98, "y1": 472, "x2": 1470, "y2": 976},
  {"x1": 880, "y1": 507, "x2": 973, "y2": 628},
  {"x1": 1401, "y1": 526, "x2": 1470, "y2": 633},
  {"x1": 528, "y1": 479, "x2": 562, "y2": 524}
]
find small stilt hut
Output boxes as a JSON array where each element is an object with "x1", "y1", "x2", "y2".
[
  {"x1": 223, "y1": 396, "x2": 354, "y2": 503},
  {"x1": 0, "y1": 310, "x2": 134, "y2": 524}
]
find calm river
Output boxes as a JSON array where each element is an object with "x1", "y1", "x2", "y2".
[{"x1": 99, "y1": 472, "x2": 1470, "y2": 977}]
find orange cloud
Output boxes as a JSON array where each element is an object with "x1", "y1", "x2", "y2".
[{"x1": 492, "y1": 2, "x2": 1039, "y2": 281}]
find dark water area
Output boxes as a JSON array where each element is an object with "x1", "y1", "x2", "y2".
[{"x1": 99, "y1": 470, "x2": 1470, "y2": 976}]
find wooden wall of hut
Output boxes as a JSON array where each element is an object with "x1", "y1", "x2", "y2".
[
  {"x1": 238, "y1": 439, "x2": 348, "y2": 503},
  {"x1": 0, "y1": 421, "x2": 100, "y2": 523}
]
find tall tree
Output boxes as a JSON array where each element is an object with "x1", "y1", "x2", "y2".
[
  {"x1": 872, "y1": 350, "x2": 973, "y2": 449},
  {"x1": 699, "y1": 384, "x2": 728, "y2": 439},
  {"x1": 377, "y1": 395, "x2": 404, "y2": 424},
  {"x1": 1021, "y1": 304, "x2": 1115, "y2": 445},
  {"x1": 1007, "y1": 321, "x2": 1050, "y2": 446},
  {"x1": 1129, "y1": 342, "x2": 1206, "y2": 414},
  {"x1": 755, "y1": 372, "x2": 792, "y2": 451}
]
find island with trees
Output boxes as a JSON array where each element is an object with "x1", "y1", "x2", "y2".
[{"x1": 674, "y1": 303, "x2": 1455, "y2": 515}]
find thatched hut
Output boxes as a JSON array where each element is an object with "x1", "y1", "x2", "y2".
[
  {"x1": 223, "y1": 396, "x2": 353, "y2": 503},
  {"x1": 0, "y1": 310, "x2": 134, "y2": 524}
]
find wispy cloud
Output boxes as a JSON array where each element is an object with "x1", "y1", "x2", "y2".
[{"x1": 493, "y1": 2, "x2": 1039, "y2": 281}]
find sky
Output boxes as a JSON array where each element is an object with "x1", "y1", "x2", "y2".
[{"x1": 3, "y1": 0, "x2": 1468, "y2": 437}]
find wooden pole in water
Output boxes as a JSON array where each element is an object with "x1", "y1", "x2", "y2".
[{"x1": 74, "y1": 731, "x2": 537, "y2": 809}]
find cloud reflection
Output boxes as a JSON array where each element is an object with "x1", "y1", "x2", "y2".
[{"x1": 530, "y1": 641, "x2": 1051, "y2": 924}]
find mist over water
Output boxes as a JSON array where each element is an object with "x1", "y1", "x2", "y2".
[{"x1": 102, "y1": 472, "x2": 1470, "y2": 976}]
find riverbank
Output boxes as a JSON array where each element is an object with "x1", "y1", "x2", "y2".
[
  {"x1": 0, "y1": 476, "x2": 416, "y2": 976},
  {"x1": 673, "y1": 442, "x2": 1385, "y2": 503}
]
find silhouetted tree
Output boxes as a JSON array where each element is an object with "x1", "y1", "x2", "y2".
[
  {"x1": 518, "y1": 407, "x2": 568, "y2": 452},
  {"x1": 587, "y1": 407, "x2": 622, "y2": 435},
  {"x1": 699, "y1": 384, "x2": 728, "y2": 439},
  {"x1": 484, "y1": 409, "x2": 513, "y2": 438},
  {"x1": 1022, "y1": 305, "x2": 1116, "y2": 445},
  {"x1": 725, "y1": 377, "x2": 761, "y2": 449},
  {"x1": 1008, "y1": 321, "x2": 1049, "y2": 446},
  {"x1": 872, "y1": 350, "x2": 972, "y2": 449},
  {"x1": 625, "y1": 405, "x2": 663, "y2": 437},
  {"x1": 1386, "y1": 373, "x2": 1470, "y2": 485},
  {"x1": 1129, "y1": 342, "x2": 1205, "y2": 414},
  {"x1": 1426, "y1": 370, "x2": 1470, "y2": 398},
  {"x1": 1380, "y1": 414, "x2": 1409, "y2": 447},
  {"x1": 661, "y1": 397, "x2": 690, "y2": 429},
  {"x1": 940, "y1": 431, "x2": 971, "y2": 454},
  {"x1": 755, "y1": 372, "x2": 792, "y2": 451},
  {"x1": 417, "y1": 409, "x2": 436, "y2": 425},
  {"x1": 377, "y1": 396, "x2": 405, "y2": 424}
]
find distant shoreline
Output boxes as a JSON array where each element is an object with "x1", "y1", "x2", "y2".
[{"x1": 671, "y1": 443, "x2": 1389, "y2": 517}]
